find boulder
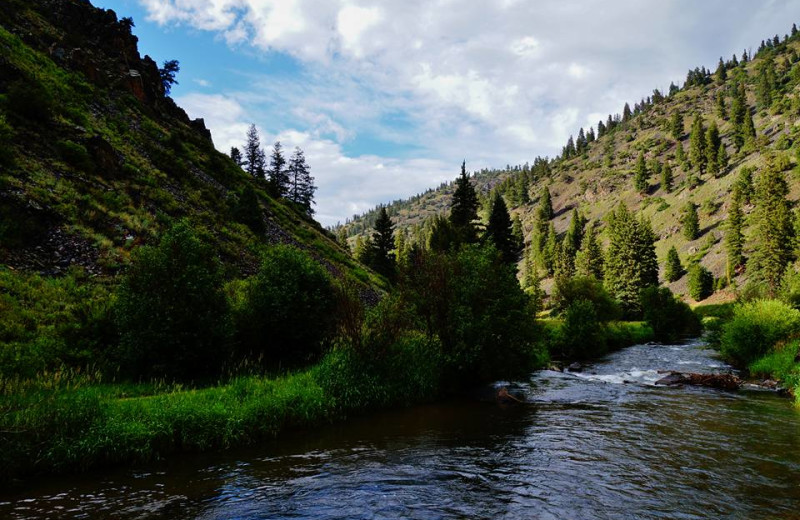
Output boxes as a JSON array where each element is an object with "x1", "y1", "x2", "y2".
[{"x1": 567, "y1": 362, "x2": 583, "y2": 373}]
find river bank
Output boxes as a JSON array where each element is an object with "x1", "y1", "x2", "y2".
[
  {"x1": 1, "y1": 322, "x2": 652, "y2": 486},
  {"x1": 3, "y1": 338, "x2": 799, "y2": 519}
]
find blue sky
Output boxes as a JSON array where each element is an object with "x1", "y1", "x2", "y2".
[{"x1": 95, "y1": 0, "x2": 800, "y2": 226}]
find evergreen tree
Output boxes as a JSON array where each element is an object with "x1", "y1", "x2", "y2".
[
  {"x1": 623, "y1": 102, "x2": 632, "y2": 122},
  {"x1": 267, "y1": 141, "x2": 290, "y2": 197},
  {"x1": 675, "y1": 141, "x2": 687, "y2": 169},
  {"x1": 232, "y1": 184, "x2": 265, "y2": 234},
  {"x1": 680, "y1": 201, "x2": 700, "y2": 240},
  {"x1": 688, "y1": 115, "x2": 707, "y2": 174},
  {"x1": 715, "y1": 90, "x2": 727, "y2": 120},
  {"x1": 244, "y1": 124, "x2": 266, "y2": 180},
  {"x1": 730, "y1": 83, "x2": 748, "y2": 150},
  {"x1": 370, "y1": 207, "x2": 395, "y2": 278},
  {"x1": 538, "y1": 186, "x2": 554, "y2": 221},
  {"x1": 688, "y1": 264, "x2": 714, "y2": 301},
  {"x1": 705, "y1": 121, "x2": 721, "y2": 176},
  {"x1": 336, "y1": 227, "x2": 350, "y2": 254},
  {"x1": 664, "y1": 246, "x2": 684, "y2": 282},
  {"x1": 565, "y1": 208, "x2": 586, "y2": 254},
  {"x1": 670, "y1": 111, "x2": 683, "y2": 139},
  {"x1": 742, "y1": 108, "x2": 757, "y2": 149},
  {"x1": 725, "y1": 189, "x2": 745, "y2": 280},
  {"x1": 661, "y1": 162, "x2": 674, "y2": 192},
  {"x1": 485, "y1": 193, "x2": 517, "y2": 264},
  {"x1": 450, "y1": 161, "x2": 480, "y2": 243},
  {"x1": 288, "y1": 147, "x2": 316, "y2": 215},
  {"x1": 634, "y1": 152, "x2": 649, "y2": 193},
  {"x1": 716, "y1": 143, "x2": 729, "y2": 176},
  {"x1": 575, "y1": 221, "x2": 604, "y2": 279},
  {"x1": 604, "y1": 204, "x2": 658, "y2": 317},
  {"x1": 511, "y1": 214, "x2": 525, "y2": 254},
  {"x1": 715, "y1": 57, "x2": 727, "y2": 83},
  {"x1": 734, "y1": 166, "x2": 755, "y2": 204},
  {"x1": 159, "y1": 60, "x2": 180, "y2": 96},
  {"x1": 230, "y1": 146, "x2": 244, "y2": 168},
  {"x1": 752, "y1": 164, "x2": 794, "y2": 294},
  {"x1": 542, "y1": 223, "x2": 558, "y2": 276}
]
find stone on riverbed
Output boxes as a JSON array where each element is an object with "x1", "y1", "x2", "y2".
[
  {"x1": 655, "y1": 371, "x2": 742, "y2": 391},
  {"x1": 566, "y1": 362, "x2": 583, "y2": 373}
]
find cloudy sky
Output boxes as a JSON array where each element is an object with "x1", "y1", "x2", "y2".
[{"x1": 98, "y1": 0, "x2": 800, "y2": 226}]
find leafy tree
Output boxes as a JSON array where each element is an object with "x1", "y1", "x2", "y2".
[
  {"x1": 538, "y1": 186, "x2": 554, "y2": 221},
  {"x1": 604, "y1": 204, "x2": 658, "y2": 317},
  {"x1": 661, "y1": 162, "x2": 674, "y2": 192},
  {"x1": 752, "y1": 164, "x2": 794, "y2": 294},
  {"x1": 159, "y1": 59, "x2": 180, "y2": 96},
  {"x1": 688, "y1": 264, "x2": 714, "y2": 301},
  {"x1": 288, "y1": 147, "x2": 316, "y2": 215},
  {"x1": 115, "y1": 221, "x2": 230, "y2": 380},
  {"x1": 575, "y1": 221, "x2": 604, "y2": 279},
  {"x1": 688, "y1": 114, "x2": 707, "y2": 174},
  {"x1": 268, "y1": 141, "x2": 290, "y2": 197},
  {"x1": 634, "y1": 152, "x2": 649, "y2": 193},
  {"x1": 231, "y1": 184, "x2": 265, "y2": 234},
  {"x1": 640, "y1": 287, "x2": 700, "y2": 342},
  {"x1": 680, "y1": 201, "x2": 700, "y2": 240},
  {"x1": 669, "y1": 112, "x2": 683, "y2": 139},
  {"x1": 664, "y1": 246, "x2": 684, "y2": 282},
  {"x1": 230, "y1": 147, "x2": 244, "y2": 167},
  {"x1": 233, "y1": 245, "x2": 335, "y2": 366},
  {"x1": 449, "y1": 161, "x2": 479, "y2": 243},
  {"x1": 725, "y1": 190, "x2": 745, "y2": 279},
  {"x1": 485, "y1": 193, "x2": 517, "y2": 264},
  {"x1": 370, "y1": 207, "x2": 396, "y2": 278},
  {"x1": 705, "y1": 121, "x2": 721, "y2": 176},
  {"x1": 244, "y1": 124, "x2": 266, "y2": 180},
  {"x1": 552, "y1": 276, "x2": 620, "y2": 321}
]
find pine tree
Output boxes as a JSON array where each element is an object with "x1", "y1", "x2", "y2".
[
  {"x1": 575, "y1": 221, "x2": 604, "y2": 279},
  {"x1": 230, "y1": 147, "x2": 244, "y2": 168},
  {"x1": 450, "y1": 161, "x2": 480, "y2": 243},
  {"x1": 623, "y1": 102, "x2": 632, "y2": 122},
  {"x1": 680, "y1": 201, "x2": 700, "y2": 240},
  {"x1": 742, "y1": 108, "x2": 756, "y2": 149},
  {"x1": 730, "y1": 83, "x2": 748, "y2": 150},
  {"x1": 705, "y1": 122, "x2": 721, "y2": 176},
  {"x1": 287, "y1": 147, "x2": 316, "y2": 214},
  {"x1": 752, "y1": 164, "x2": 794, "y2": 294},
  {"x1": 370, "y1": 207, "x2": 395, "y2": 278},
  {"x1": 715, "y1": 57, "x2": 727, "y2": 83},
  {"x1": 511, "y1": 214, "x2": 524, "y2": 254},
  {"x1": 715, "y1": 90, "x2": 727, "y2": 120},
  {"x1": 244, "y1": 124, "x2": 266, "y2": 180},
  {"x1": 661, "y1": 162, "x2": 674, "y2": 192},
  {"x1": 542, "y1": 223, "x2": 558, "y2": 275},
  {"x1": 716, "y1": 143, "x2": 729, "y2": 176},
  {"x1": 267, "y1": 141, "x2": 289, "y2": 197},
  {"x1": 670, "y1": 112, "x2": 683, "y2": 139},
  {"x1": 725, "y1": 189, "x2": 745, "y2": 280},
  {"x1": 604, "y1": 203, "x2": 658, "y2": 317},
  {"x1": 538, "y1": 186, "x2": 554, "y2": 222},
  {"x1": 664, "y1": 246, "x2": 684, "y2": 282},
  {"x1": 485, "y1": 193, "x2": 517, "y2": 264},
  {"x1": 232, "y1": 184, "x2": 265, "y2": 234},
  {"x1": 675, "y1": 141, "x2": 687, "y2": 169},
  {"x1": 688, "y1": 115, "x2": 707, "y2": 174},
  {"x1": 336, "y1": 227, "x2": 350, "y2": 254},
  {"x1": 634, "y1": 152, "x2": 649, "y2": 193}
]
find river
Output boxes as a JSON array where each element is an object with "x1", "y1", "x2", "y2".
[{"x1": 3, "y1": 339, "x2": 800, "y2": 519}]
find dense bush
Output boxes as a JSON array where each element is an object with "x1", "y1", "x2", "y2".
[
  {"x1": 557, "y1": 299, "x2": 605, "y2": 360},
  {"x1": 6, "y1": 78, "x2": 53, "y2": 122},
  {"x1": 552, "y1": 276, "x2": 621, "y2": 321},
  {"x1": 57, "y1": 140, "x2": 94, "y2": 173},
  {"x1": 720, "y1": 299, "x2": 800, "y2": 366},
  {"x1": 688, "y1": 264, "x2": 714, "y2": 300},
  {"x1": 640, "y1": 286, "x2": 701, "y2": 342},
  {"x1": 114, "y1": 221, "x2": 231, "y2": 381},
  {"x1": 233, "y1": 245, "x2": 336, "y2": 367},
  {"x1": 401, "y1": 244, "x2": 543, "y2": 385}
]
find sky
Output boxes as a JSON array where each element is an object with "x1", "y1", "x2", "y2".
[{"x1": 95, "y1": 0, "x2": 800, "y2": 226}]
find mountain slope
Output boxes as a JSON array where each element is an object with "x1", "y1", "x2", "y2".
[
  {"x1": 340, "y1": 29, "x2": 800, "y2": 300},
  {"x1": 0, "y1": 0, "x2": 380, "y2": 287}
]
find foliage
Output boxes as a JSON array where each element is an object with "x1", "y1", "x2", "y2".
[
  {"x1": 552, "y1": 276, "x2": 621, "y2": 321},
  {"x1": 751, "y1": 164, "x2": 794, "y2": 294},
  {"x1": 688, "y1": 264, "x2": 714, "y2": 301},
  {"x1": 557, "y1": 299, "x2": 605, "y2": 360},
  {"x1": 680, "y1": 201, "x2": 700, "y2": 240},
  {"x1": 369, "y1": 207, "x2": 396, "y2": 278},
  {"x1": 114, "y1": 221, "x2": 231, "y2": 381},
  {"x1": 6, "y1": 78, "x2": 53, "y2": 122},
  {"x1": 484, "y1": 193, "x2": 517, "y2": 264},
  {"x1": 449, "y1": 161, "x2": 479, "y2": 243},
  {"x1": 720, "y1": 299, "x2": 800, "y2": 365},
  {"x1": 664, "y1": 246, "x2": 684, "y2": 282},
  {"x1": 640, "y1": 286, "x2": 701, "y2": 342},
  {"x1": 159, "y1": 60, "x2": 180, "y2": 95},
  {"x1": 232, "y1": 244, "x2": 336, "y2": 367}
]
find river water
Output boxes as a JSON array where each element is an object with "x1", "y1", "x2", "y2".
[{"x1": 3, "y1": 339, "x2": 800, "y2": 519}]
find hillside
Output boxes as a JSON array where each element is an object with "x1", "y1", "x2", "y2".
[
  {"x1": 0, "y1": 0, "x2": 381, "y2": 284},
  {"x1": 339, "y1": 28, "x2": 800, "y2": 300}
]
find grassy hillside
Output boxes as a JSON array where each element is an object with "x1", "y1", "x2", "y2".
[{"x1": 340, "y1": 29, "x2": 800, "y2": 301}]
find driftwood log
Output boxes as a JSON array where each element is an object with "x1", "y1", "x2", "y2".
[{"x1": 655, "y1": 371, "x2": 742, "y2": 391}]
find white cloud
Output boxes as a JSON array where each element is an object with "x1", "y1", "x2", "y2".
[{"x1": 140, "y1": 0, "x2": 800, "y2": 224}]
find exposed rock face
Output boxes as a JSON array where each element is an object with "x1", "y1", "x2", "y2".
[{"x1": 655, "y1": 371, "x2": 742, "y2": 391}]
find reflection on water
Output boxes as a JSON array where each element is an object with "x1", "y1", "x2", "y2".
[{"x1": 3, "y1": 340, "x2": 800, "y2": 519}]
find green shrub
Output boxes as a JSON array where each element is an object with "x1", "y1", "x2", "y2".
[
  {"x1": 114, "y1": 221, "x2": 231, "y2": 381},
  {"x1": 230, "y1": 185, "x2": 265, "y2": 235},
  {"x1": 57, "y1": 140, "x2": 94, "y2": 173},
  {"x1": 720, "y1": 300, "x2": 800, "y2": 366},
  {"x1": 748, "y1": 340, "x2": 800, "y2": 388},
  {"x1": 233, "y1": 244, "x2": 335, "y2": 367},
  {"x1": 0, "y1": 115, "x2": 14, "y2": 166},
  {"x1": 552, "y1": 276, "x2": 621, "y2": 321},
  {"x1": 688, "y1": 264, "x2": 713, "y2": 300},
  {"x1": 6, "y1": 78, "x2": 53, "y2": 122},
  {"x1": 640, "y1": 286, "x2": 701, "y2": 342},
  {"x1": 557, "y1": 299, "x2": 605, "y2": 360}
]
